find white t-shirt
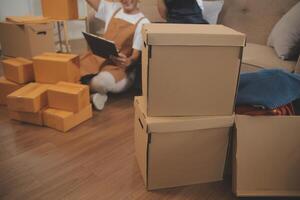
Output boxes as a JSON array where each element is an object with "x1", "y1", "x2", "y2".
[
  {"x1": 95, "y1": 0, "x2": 150, "y2": 51},
  {"x1": 196, "y1": 0, "x2": 204, "y2": 10}
]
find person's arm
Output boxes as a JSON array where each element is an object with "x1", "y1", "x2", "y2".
[
  {"x1": 86, "y1": 0, "x2": 101, "y2": 11},
  {"x1": 157, "y1": 0, "x2": 167, "y2": 19},
  {"x1": 111, "y1": 50, "x2": 141, "y2": 69}
]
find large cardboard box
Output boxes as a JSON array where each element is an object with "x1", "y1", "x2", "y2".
[
  {"x1": 142, "y1": 24, "x2": 246, "y2": 117},
  {"x1": 43, "y1": 104, "x2": 92, "y2": 132},
  {"x1": 7, "y1": 83, "x2": 50, "y2": 112},
  {"x1": 48, "y1": 82, "x2": 90, "y2": 112},
  {"x1": 41, "y1": 0, "x2": 78, "y2": 20},
  {"x1": 233, "y1": 115, "x2": 300, "y2": 197},
  {"x1": 33, "y1": 53, "x2": 80, "y2": 84},
  {"x1": 2, "y1": 57, "x2": 34, "y2": 84},
  {"x1": 134, "y1": 97, "x2": 234, "y2": 190},
  {"x1": 0, "y1": 77, "x2": 24, "y2": 105},
  {"x1": 9, "y1": 110, "x2": 44, "y2": 126},
  {"x1": 0, "y1": 22, "x2": 55, "y2": 58}
]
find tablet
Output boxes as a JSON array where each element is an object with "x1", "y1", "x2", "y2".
[{"x1": 82, "y1": 32, "x2": 118, "y2": 59}]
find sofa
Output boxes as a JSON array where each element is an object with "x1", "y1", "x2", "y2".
[{"x1": 87, "y1": 0, "x2": 300, "y2": 73}]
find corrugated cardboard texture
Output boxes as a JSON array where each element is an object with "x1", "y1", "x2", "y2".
[
  {"x1": 0, "y1": 77, "x2": 24, "y2": 105},
  {"x1": 233, "y1": 115, "x2": 300, "y2": 197},
  {"x1": 33, "y1": 53, "x2": 80, "y2": 84},
  {"x1": 143, "y1": 24, "x2": 246, "y2": 46},
  {"x1": 9, "y1": 110, "x2": 44, "y2": 126},
  {"x1": 2, "y1": 57, "x2": 34, "y2": 84},
  {"x1": 43, "y1": 104, "x2": 92, "y2": 132},
  {"x1": 142, "y1": 24, "x2": 245, "y2": 117},
  {"x1": 134, "y1": 97, "x2": 233, "y2": 190},
  {"x1": 0, "y1": 22, "x2": 55, "y2": 58},
  {"x1": 7, "y1": 83, "x2": 50, "y2": 112},
  {"x1": 41, "y1": 0, "x2": 78, "y2": 20},
  {"x1": 48, "y1": 82, "x2": 90, "y2": 112}
]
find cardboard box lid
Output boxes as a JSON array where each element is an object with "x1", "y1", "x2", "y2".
[
  {"x1": 2, "y1": 57, "x2": 32, "y2": 66},
  {"x1": 142, "y1": 24, "x2": 246, "y2": 46},
  {"x1": 6, "y1": 16, "x2": 51, "y2": 24},
  {"x1": 135, "y1": 97, "x2": 234, "y2": 133},
  {"x1": 49, "y1": 82, "x2": 88, "y2": 95},
  {"x1": 33, "y1": 52, "x2": 79, "y2": 62},
  {"x1": 8, "y1": 83, "x2": 49, "y2": 99}
]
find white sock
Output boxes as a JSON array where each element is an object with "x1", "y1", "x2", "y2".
[{"x1": 91, "y1": 93, "x2": 108, "y2": 110}]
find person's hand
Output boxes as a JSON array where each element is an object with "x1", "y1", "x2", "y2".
[{"x1": 110, "y1": 53, "x2": 133, "y2": 69}]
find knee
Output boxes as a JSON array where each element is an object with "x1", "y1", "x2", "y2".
[{"x1": 90, "y1": 72, "x2": 116, "y2": 94}]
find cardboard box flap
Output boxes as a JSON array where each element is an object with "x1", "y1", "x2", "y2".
[
  {"x1": 135, "y1": 97, "x2": 234, "y2": 133},
  {"x1": 34, "y1": 53, "x2": 78, "y2": 62},
  {"x1": 6, "y1": 16, "x2": 51, "y2": 24},
  {"x1": 49, "y1": 82, "x2": 88, "y2": 94},
  {"x1": 2, "y1": 57, "x2": 32, "y2": 66},
  {"x1": 8, "y1": 83, "x2": 49, "y2": 99},
  {"x1": 143, "y1": 24, "x2": 246, "y2": 47},
  {"x1": 44, "y1": 108, "x2": 74, "y2": 119}
]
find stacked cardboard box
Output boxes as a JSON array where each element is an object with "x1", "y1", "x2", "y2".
[
  {"x1": 0, "y1": 16, "x2": 55, "y2": 58},
  {"x1": 41, "y1": 0, "x2": 79, "y2": 20},
  {"x1": 33, "y1": 53, "x2": 80, "y2": 84},
  {"x1": 7, "y1": 83, "x2": 50, "y2": 125},
  {"x1": 0, "y1": 57, "x2": 34, "y2": 105},
  {"x1": 135, "y1": 24, "x2": 246, "y2": 190},
  {"x1": 43, "y1": 82, "x2": 92, "y2": 132}
]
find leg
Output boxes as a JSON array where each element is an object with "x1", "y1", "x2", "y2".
[{"x1": 90, "y1": 71, "x2": 135, "y2": 110}]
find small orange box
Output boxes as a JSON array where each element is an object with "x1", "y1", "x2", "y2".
[
  {"x1": 7, "y1": 83, "x2": 50, "y2": 112},
  {"x1": 43, "y1": 104, "x2": 92, "y2": 132},
  {"x1": 41, "y1": 0, "x2": 78, "y2": 20},
  {"x1": 2, "y1": 57, "x2": 34, "y2": 84},
  {"x1": 48, "y1": 82, "x2": 90, "y2": 113},
  {"x1": 0, "y1": 77, "x2": 24, "y2": 105},
  {"x1": 33, "y1": 53, "x2": 80, "y2": 84},
  {"x1": 9, "y1": 110, "x2": 44, "y2": 126}
]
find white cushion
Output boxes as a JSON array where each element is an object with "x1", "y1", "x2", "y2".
[{"x1": 203, "y1": 0, "x2": 224, "y2": 24}]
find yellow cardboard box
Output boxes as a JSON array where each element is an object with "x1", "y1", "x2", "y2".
[
  {"x1": 41, "y1": 0, "x2": 78, "y2": 20},
  {"x1": 2, "y1": 57, "x2": 34, "y2": 84},
  {"x1": 9, "y1": 110, "x2": 44, "y2": 126},
  {"x1": 48, "y1": 82, "x2": 90, "y2": 113},
  {"x1": 43, "y1": 104, "x2": 92, "y2": 132},
  {"x1": 134, "y1": 97, "x2": 234, "y2": 190},
  {"x1": 7, "y1": 83, "x2": 50, "y2": 112},
  {"x1": 33, "y1": 53, "x2": 80, "y2": 84},
  {"x1": 0, "y1": 77, "x2": 24, "y2": 105}
]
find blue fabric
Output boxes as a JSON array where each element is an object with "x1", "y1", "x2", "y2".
[{"x1": 236, "y1": 69, "x2": 300, "y2": 109}]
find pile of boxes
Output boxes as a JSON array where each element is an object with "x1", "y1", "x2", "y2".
[
  {"x1": 134, "y1": 24, "x2": 246, "y2": 190},
  {"x1": 0, "y1": 53, "x2": 92, "y2": 132},
  {"x1": 135, "y1": 23, "x2": 300, "y2": 197}
]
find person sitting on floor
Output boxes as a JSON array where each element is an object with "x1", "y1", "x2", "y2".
[
  {"x1": 81, "y1": 0, "x2": 150, "y2": 110},
  {"x1": 157, "y1": 0, "x2": 208, "y2": 24}
]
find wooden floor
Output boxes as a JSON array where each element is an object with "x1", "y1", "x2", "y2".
[{"x1": 0, "y1": 58, "x2": 294, "y2": 200}]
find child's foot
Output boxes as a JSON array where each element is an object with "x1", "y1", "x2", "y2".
[{"x1": 92, "y1": 93, "x2": 108, "y2": 110}]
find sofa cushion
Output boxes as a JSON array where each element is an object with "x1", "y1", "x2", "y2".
[
  {"x1": 267, "y1": 2, "x2": 300, "y2": 60},
  {"x1": 242, "y1": 43, "x2": 297, "y2": 72}
]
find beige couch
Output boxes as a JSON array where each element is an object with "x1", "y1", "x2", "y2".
[{"x1": 87, "y1": 0, "x2": 300, "y2": 72}]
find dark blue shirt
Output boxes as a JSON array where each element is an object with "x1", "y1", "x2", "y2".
[{"x1": 165, "y1": 0, "x2": 208, "y2": 24}]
